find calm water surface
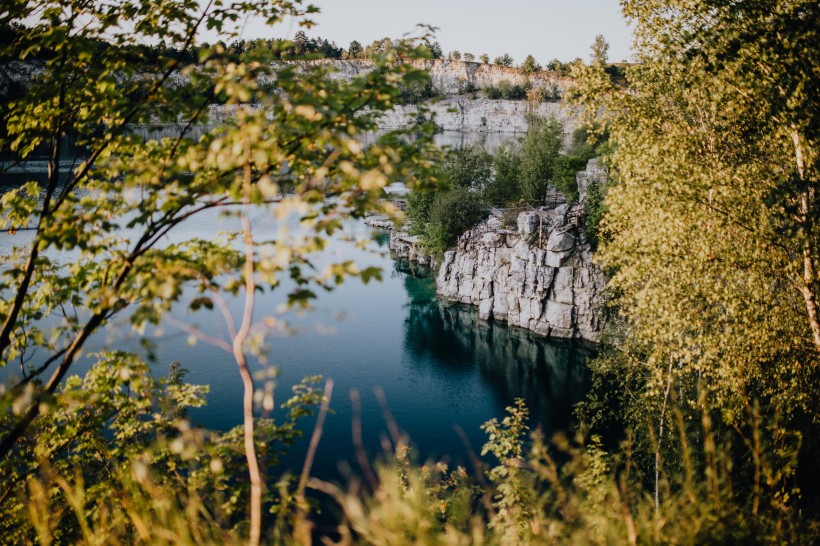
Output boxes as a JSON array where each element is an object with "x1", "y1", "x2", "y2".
[{"x1": 0, "y1": 206, "x2": 591, "y2": 481}]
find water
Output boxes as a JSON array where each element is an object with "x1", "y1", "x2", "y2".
[
  {"x1": 1, "y1": 124, "x2": 589, "y2": 483},
  {"x1": 0, "y1": 201, "x2": 591, "y2": 483}
]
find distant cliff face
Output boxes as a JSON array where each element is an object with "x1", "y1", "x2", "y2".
[
  {"x1": 377, "y1": 98, "x2": 575, "y2": 136},
  {"x1": 306, "y1": 58, "x2": 573, "y2": 95},
  {"x1": 301, "y1": 59, "x2": 578, "y2": 136}
]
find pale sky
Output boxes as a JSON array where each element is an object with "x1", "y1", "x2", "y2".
[{"x1": 232, "y1": 0, "x2": 634, "y2": 64}]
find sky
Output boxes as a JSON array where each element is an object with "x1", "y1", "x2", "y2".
[{"x1": 231, "y1": 0, "x2": 634, "y2": 65}]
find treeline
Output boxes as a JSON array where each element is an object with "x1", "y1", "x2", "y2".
[
  {"x1": 406, "y1": 117, "x2": 609, "y2": 254},
  {"x1": 0, "y1": 22, "x2": 620, "y2": 79}
]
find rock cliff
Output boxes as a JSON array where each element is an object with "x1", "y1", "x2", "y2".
[
  {"x1": 207, "y1": 59, "x2": 578, "y2": 136},
  {"x1": 376, "y1": 98, "x2": 575, "y2": 137},
  {"x1": 307, "y1": 59, "x2": 573, "y2": 96},
  {"x1": 432, "y1": 160, "x2": 609, "y2": 342},
  {"x1": 435, "y1": 202, "x2": 605, "y2": 342}
]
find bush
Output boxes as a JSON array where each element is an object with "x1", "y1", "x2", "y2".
[
  {"x1": 520, "y1": 116, "x2": 564, "y2": 203},
  {"x1": 408, "y1": 187, "x2": 486, "y2": 255},
  {"x1": 484, "y1": 85, "x2": 502, "y2": 100},
  {"x1": 521, "y1": 54, "x2": 541, "y2": 74},
  {"x1": 484, "y1": 80, "x2": 529, "y2": 101},
  {"x1": 424, "y1": 188, "x2": 486, "y2": 254},
  {"x1": 483, "y1": 142, "x2": 522, "y2": 205},
  {"x1": 398, "y1": 75, "x2": 440, "y2": 104},
  {"x1": 445, "y1": 144, "x2": 493, "y2": 189}
]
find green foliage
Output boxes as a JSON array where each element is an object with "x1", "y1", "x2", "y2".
[
  {"x1": 405, "y1": 145, "x2": 492, "y2": 253},
  {"x1": 346, "y1": 39, "x2": 363, "y2": 59},
  {"x1": 323, "y1": 400, "x2": 811, "y2": 546},
  {"x1": 410, "y1": 187, "x2": 486, "y2": 256},
  {"x1": 0, "y1": 0, "x2": 444, "y2": 542},
  {"x1": 552, "y1": 125, "x2": 610, "y2": 203},
  {"x1": 570, "y1": 0, "x2": 820, "y2": 422},
  {"x1": 444, "y1": 145, "x2": 493, "y2": 189},
  {"x1": 493, "y1": 54, "x2": 514, "y2": 67},
  {"x1": 480, "y1": 53, "x2": 490, "y2": 64},
  {"x1": 0, "y1": 355, "x2": 323, "y2": 544},
  {"x1": 590, "y1": 34, "x2": 609, "y2": 66},
  {"x1": 582, "y1": 179, "x2": 607, "y2": 249},
  {"x1": 484, "y1": 79, "x2": 530, "y2": 101},
  {"x1": 520, "y1": 55, "x2": 541, "y2": 74},
  {"x1": 397, "y1": 73, "x2": 441, "y2": 104},
  {"x1": 483, "y1": 142, "x2": 523, "y2": 206},
  {"x1": 520, "y1": 116, "x2": 564, "y2": 203},
  {"x1": 481, "y1": 399, "x2": 535, "y2": 538},
  {"x1": 546, "y1": 58, "x2": 566, "y2": 75}
]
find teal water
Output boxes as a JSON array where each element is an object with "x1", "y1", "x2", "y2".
[{"x1": 0, "y1": 205, "x2": 591, "y2": 482}]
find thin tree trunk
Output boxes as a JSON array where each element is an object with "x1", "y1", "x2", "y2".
[
  {"x1": 793, "y1": 131, "x2": 820, "y2": 352},
  {"x1": 236, "y1": 116, "x2": 263, "y2": 546},
  {"x1": 656, "y1": 358, "x2": 674, "y2": 512}
]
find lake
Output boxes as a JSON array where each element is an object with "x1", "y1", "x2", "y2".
[{"x1": 0, "y1": 202, "x2": 591, "y2": 483}]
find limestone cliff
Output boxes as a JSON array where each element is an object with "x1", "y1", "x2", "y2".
[
  {"x1": 434, "y1": 161, "x2": 608, "y2": 342},
  {"x1": 307, "y1": 59, "x2": 573, "y2": 95},
  {"x1": 206, "y1": 59, "x2": 578, "y2": 136},
  {"x1": 376, "y1": 98, "x2": 575, "y2": 137}
]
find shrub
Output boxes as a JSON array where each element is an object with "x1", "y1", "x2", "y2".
[
  {"x1": 520, "y1": 116, "x2": 564, "y2": 203},
  {"x1": 408, "y1": 186, "x2": 486, "y2": 255},
  {"x1": 494, "y1": 53, "x2": 513, "y2": 67},
  {"x1": 521, "y1": 54, "x2": 541, "y2": 74},
  {"x1": 483, "y1": 142, "x2": 523, "y2": 205},
  {"x1": 422, "y1": 187, "x2": 486, "y2": 254},
  {"x1": 445, "y1": 144, "x2": 493, "y2": 189}
]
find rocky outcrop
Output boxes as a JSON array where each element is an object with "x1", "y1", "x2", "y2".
[
  {"x1": 390, "y1": 231, "x2": 434, "y2": 267},
  {"x1": 435, "y1": 199, "x2": 606, "y2": 342},
  {"x1": 307, "y1": 59, "x2": 573, "y2": 96},
  {"x1": 576, "y1": 158, "x2": 607, "y2": 202},
  {"x1": 375, "y1": 98, "x2": 576, "y2": 138}
]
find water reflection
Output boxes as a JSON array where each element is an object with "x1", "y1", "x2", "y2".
[{"x1": 398, "y1": 258, "x2": 590, "y2": 434}]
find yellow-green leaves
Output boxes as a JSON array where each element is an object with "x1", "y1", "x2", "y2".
[{"x1": 571, "y1": 0, "x2": 820, "y2": 421}]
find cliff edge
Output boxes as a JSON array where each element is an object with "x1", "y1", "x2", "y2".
[{"x1": 434, "y1": 160, "x2": 608, "y2": 342}]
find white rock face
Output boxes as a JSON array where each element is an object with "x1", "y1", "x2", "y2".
[
  {"x1": 576, "y1": 158, "x2": 608, "y2": 202},
  {"x1": 306, "y1": 59, "x2": 573, "y2": 96},
  {"x1": 377, "y1": 98, "x2": 576, "y2": 138},
  {"x1": 207, "y1": 59, "x2": 579, "y2": 139},
  {"x1": 435, "y1": 182, "x2": 607, "y2": 342}
]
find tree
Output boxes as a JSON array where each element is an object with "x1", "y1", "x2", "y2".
[
  {"x1": 494, "y1": 53, "x2": 513, "y2": 67},
  {"x1": 346, "y1": 39, "x2": 363, "y2": 59},
  {"x1": 483, "y1": 142, "x2": 522, "y2": 205},
  {"x1": 520, "y1": 116, "x2": 564, "y2": 203},
  {"x1": 445, "y1": 145, "x2": 493, "y2": 189},
  {"x1": 571, "y1": 0, "x2": 820, "y2": 423},
  {"x1": 546, "y1": 58, "x2": 565, "y2": 74},
  {"x1": 429, "y1": 41, "x2": 444, "y2": 59},
  {"x1": 292, "y1": 30, "x2": 310, "y2": 55},
  {"x1": 590, "y1": 34, "x2": 609, "y2": 66},
  {"x1": 0, "y1": 1, "x2": 441, "y2": 542},
  {"x1": 464, "y1": 52, "x2": 475, "y2": 62},
  {"x1": 409, "y1": 187, "x2": 486, "y2": 255},
  {"x1": 480, "y1": 53, "x2": 490, "y2": 64},
  {"x1": 521, "y1": 54, "x2": 541, "y2": 74},
  {"x1": 365, "y1": 37, "x2": 394, "y2": 58},
  {"x1": 449, "y1": 50, "x2": 461, "y2": 61}
]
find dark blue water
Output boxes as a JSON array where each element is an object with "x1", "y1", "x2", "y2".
[{"x1": 1, "y1": 184, "x2": 590, "y2": 486}]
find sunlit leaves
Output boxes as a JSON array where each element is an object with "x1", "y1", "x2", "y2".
[{"x1": 572, "y1": 0, "x2": 820, "y2": 421}]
